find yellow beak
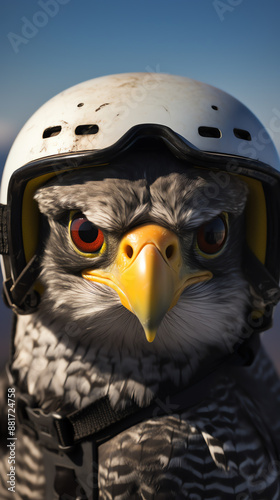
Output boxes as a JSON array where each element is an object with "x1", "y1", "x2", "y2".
[{"x1": 82, "y1": 224, "x2": 212, "y2": 342}]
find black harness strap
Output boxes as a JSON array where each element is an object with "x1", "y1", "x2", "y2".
[
  {"x1": 14, "y1": 335, "x2": 262, "y2": 500},
  {"x1": 16, "y1": 335, "x2": 260, "y2": 452},
  {"x1": 56, "y1": 395, "x2": 140, "y2": 447},
  {"x1": 16, "y1": 366, "x2": 230, "y2": 500}
]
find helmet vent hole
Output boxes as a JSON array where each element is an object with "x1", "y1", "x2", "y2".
[
  {"x1": 43, "y1": 126, "x2": 62, "y2": 138},
  {"x1": 211, "y1": 105, "x2": 218, "y2": 110},
  {"x1": 77, "y1": 103, "x2": 84, "y2": 107},
  {"x1": 75, "y1": 124, "x2": 99, "y2": 135},
  {"x1": 198, "y1": 126, "x2": 221, "y2": 138},
  {"x1": 233, "y1": 128, "x2": 252, "y2": 141}
]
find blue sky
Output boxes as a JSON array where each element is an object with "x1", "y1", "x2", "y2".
[
  {"x1": 1, "y1": 0, "x2": 280, "y2": 152},
  {"x1": 0, "y1": 0, "x2": 280, "y2": 367}
]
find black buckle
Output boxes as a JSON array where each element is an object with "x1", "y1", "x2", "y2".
[
  {"x1": 16, "y1": 393, "x2": 97, "y2": 499},
  {"x1": 17, "y1": 393, "x2": 72, "y2": 451},
  {"x1": 26, "y1": 407, "x2": 72, "y2": 451}
]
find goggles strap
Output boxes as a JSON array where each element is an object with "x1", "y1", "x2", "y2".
[
  {"x1": 243, "y1": 245, "x2": 280, "y2": 305},
  {"x1": 0, "y1": 203, "x2": 9, "y2": 255}
]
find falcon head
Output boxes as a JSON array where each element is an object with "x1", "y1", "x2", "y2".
[
  {"x1": 34, "y1": 146, "x2": 249, "y2": 371},
  {"x1": 2, "y1": 74, "x2": 279, "y2": 410}
]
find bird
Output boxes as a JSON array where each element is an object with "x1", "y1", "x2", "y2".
[
  {"x1": 1, "y1": 147, "x2": 280, "y2": 499},
  {"x1": 0, "y1": 73, "x2": 280, "y2": 500}
]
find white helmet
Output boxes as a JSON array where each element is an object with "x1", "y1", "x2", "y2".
[{"x1": 1, "y1": 73, "x2": 280, "y2": 332}]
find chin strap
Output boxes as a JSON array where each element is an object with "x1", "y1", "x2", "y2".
[
  {"x1": 11, "y1": 334, "x2": 261, "y2": 500},
  {"x1": 3, "y1": 254, "x2": 41, "y2": 314}
]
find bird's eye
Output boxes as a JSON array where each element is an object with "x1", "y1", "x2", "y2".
[
  {"x1": 196, "y1": 214, "x2": 228, "y2": 256},
  {"x1": 69, "y1": 212, "x2": 104, "y2": 255}
]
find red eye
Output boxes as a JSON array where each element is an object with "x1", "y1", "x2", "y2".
[
  {"x1": 70, "y1": 213, "x2": 104, "y2": 254},
  {"x1": 197, "y1": 215, "x2": 227, "y2": 255}
]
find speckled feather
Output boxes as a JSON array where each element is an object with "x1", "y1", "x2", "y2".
[
  {"x1": 98, "y1": 356, "x2": 280, "y2": 500},
  {"x1": 1, "y1": 150, "x2": 280, "y2": 499}
]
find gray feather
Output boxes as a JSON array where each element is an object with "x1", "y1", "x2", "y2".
[{"x1": 2, "y1": 150, "x2": 279, "y2": 499}]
